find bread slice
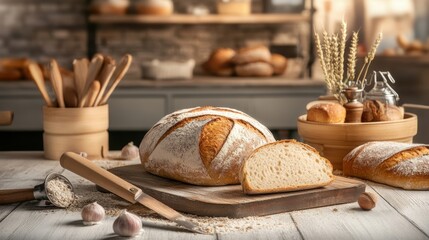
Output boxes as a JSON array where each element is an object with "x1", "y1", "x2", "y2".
[{"x1": 240, "y1": 139, "x2": 334, "y2": 194}]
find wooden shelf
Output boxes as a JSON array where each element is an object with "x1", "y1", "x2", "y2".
[{"x1": 89, "y1": 13, "x2": 310, "y2": 25}]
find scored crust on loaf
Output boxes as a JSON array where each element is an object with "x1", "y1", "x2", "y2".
[
  {"x1": 231, "y1": 46, "x2": 271, "y2": 65},
  {"x1": 343, "y1": 141, "x2": 429, "y2": 190},
  {"x1": 139, "y1": 106, "x2": 275, "y2": 185},
  {"x1": 240, "y1": 139, "x2": 334, "y2": 194},
  {"x1": 199, "y1": 117, "x2": 234, "y2": 170}
]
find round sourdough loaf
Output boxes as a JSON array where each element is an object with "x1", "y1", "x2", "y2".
[{"x1": 139, "y1": 106, "x2": 275, "y2": 186}]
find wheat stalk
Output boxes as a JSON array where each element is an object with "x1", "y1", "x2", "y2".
[
  {"x1": 314, "y1": 32, "x2": 333, "y2": 90},
  {"x1": 322, "y1": 31, "x2": 331, "y2": 81},
  {"x1": 330, "y1": 35, "x2": 342, "y2": 92},
  {"x1": 339, "y1": 21, "x2": 347, "y2": 83},
  {"x1": 358, "y1": 32, "x2": 383, "y2": 84},
  {"x1": 347, "y1": 31, "x2": 358, "y2": 81}
]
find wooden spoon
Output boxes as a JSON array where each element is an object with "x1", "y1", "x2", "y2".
[
  {"x1": 27, "y1": 62, "x2": 54, "y2": 107},
  {"x1": 85, "y1": 80, "x2": 101, "y2": 107},
  {"x1": 73, "y1": 58, "x2": 89, "y2": 104},
  {"x1": 100, "y1": 54, "x2": 132, "y2": 105},
  {"x1": 93, "y1": 62, "x2": 116, "y2": 107},
  {"x1": 50, "y1": 59, "x2": 65, "y2": 108},
  {"x1": 82, "y1": 54, "x2": 104, "y2": 98}
]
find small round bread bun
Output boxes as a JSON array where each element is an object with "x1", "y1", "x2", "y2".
[
  {"x1": 307, "y1": 102, "x2": 346, "y2": 123},
  {"x1": 231, "y1": 46, "x2": 271, "y2": 65},
  {"x1": 235, "y1": 62, "x2": 274, "y2": 77},
  {"x1": 202, "y1": 48, "x2": 236, "y2": 76},
  {"x1": 270, "y1": 54, "x2": 287, "y2": 75}
]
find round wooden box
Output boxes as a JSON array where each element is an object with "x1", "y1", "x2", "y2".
[
  {"x1": 297, "y1": 113, "x2": 418, "y2": 170},
  {"x1": 43, "y1": 105, "x2": 109, "y2": 160}
]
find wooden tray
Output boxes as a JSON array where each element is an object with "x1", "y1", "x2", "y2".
[{"x1": 107, "y1": 164, "x2": 366, "y2": 218}]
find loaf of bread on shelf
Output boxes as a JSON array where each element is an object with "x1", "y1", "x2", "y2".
[
  {"x1": 135, "y1": 0, "x2": 173, "y2": 15},
  {"x1": 343, "y1": 141, "x2": 429, "y2": 190},
  {"x1": 90, "y1": 0, "x2": 129, "y2": 15},
  {"x1": 202, "y1": 48, "x2": 236, "y2": 76},
  {"x1": 240, "y1": 139, "x2": 334, "y2": 194},
  {"x1": 139, "y1": 106, "x2": 275, "y2": 186},
  {"x1": 235, "y1": 62, "x2": 274, "y2": 77},
  {"x1": 270, "y1": 54, "x2": 288, "y2": 75},
  {"x1": 307, "y1": 102, "x2": 346, "y2": 123},
  {"x1": 231, "y1": 45, "x2": 271, "y2": 65},
  {"x1": 361, "y1": 100, "x2": 403, "y2": 122}
]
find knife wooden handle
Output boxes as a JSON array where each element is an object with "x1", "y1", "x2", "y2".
[
  {"x1": 60, "y1": 152, "x2": 140, "y2": 203},
  {"x1": 0, "y1": 188, "x2": 35, "y2": 204}
]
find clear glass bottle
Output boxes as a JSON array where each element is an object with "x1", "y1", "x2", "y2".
[{"x1": 362, "y1": 71, "x2": 401, "y2": 122}]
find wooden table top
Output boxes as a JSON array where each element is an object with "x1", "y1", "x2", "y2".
[{"x1": 1, "y1": 152, "x2": 428, "y2": 240}]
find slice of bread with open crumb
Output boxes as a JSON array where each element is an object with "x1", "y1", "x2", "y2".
[{"x1": 240, "y1": 139, "x2": 334, "y2": 194}]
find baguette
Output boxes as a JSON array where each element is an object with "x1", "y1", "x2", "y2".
[
  {"x1": 240, "y1": 139, "x2": 334, "y2": 194},
  {"x1": 343, "y1": 141, "x2": 429, "y2": 190}
]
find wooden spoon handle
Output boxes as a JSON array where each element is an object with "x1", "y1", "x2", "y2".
[
  {"x1": 100, "y1": 54, "x2": 132, "y2": 105},
  {"x1": 86, "y1": 80, "x2": 101, "y2": 107},
  {"x1": 28, "y1": 62, "x2": 54, "y2": 107},
  {"x1": 50, "y1": 59, "x2": 65, "y2": 108},
  {"x1": 60, "y1": 152, "x2": 138, "y2": 203},
  {"x1": 0, "y1": 188, "x2": 35, "y2": 205},
  {"x1": 93, "y1": 64, "x2": 116, "y2": 107}
]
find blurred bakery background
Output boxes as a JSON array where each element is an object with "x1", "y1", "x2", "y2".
[{"x1": 0, "y1": 0, "x2": 428, "y2": 150}]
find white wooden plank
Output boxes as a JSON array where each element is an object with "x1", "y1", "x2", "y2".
[
  {"x1": 290, "y1": 186, "x2": 428, "y2": 240},
  {"x1": 0, "y1": 152, "x2": 63, "y2": 181},
  {"x1": 0, "y1": 204, "x2": 18, "y2": 221},
  {"x1": 370, "y1": 182, "x2": 429, "y2": 237},
  {"x1": 217, "y1": 213, "x2": 302, "y2": 240}
]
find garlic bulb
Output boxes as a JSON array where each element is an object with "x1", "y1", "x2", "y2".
[
  {"x1": 81, "y1": 202, "x2": 105, "y2": 225},
  {"x1": 113, "y1": 210, "x2": 143, "y2": 237},
  {"x1": 120, "y1": 142, "x2": 139, "y2": 160}
]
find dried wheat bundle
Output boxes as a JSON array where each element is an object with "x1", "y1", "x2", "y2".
[{"x1": 314, "y1": 22, "x2": 382, "y2": 100}]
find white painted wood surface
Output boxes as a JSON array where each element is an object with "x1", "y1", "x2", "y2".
[{"x1": 0, "y1": 152, "x2": 428, "y2": 240}]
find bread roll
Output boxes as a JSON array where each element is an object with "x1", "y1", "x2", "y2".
[
  {"x1": 135, "y1": 0, "x2": 173, "y2": 15},
  {"x1": 231, "y1": 46, "x2": 271, "y2": 65},
  {"x1": 139, "y1": 106, "x2": 275, "y2": 186},
  {"x1": 240, "y1": 139, "x2": 334, "y2": 194},
  {"x1": 90, "y1": 0, "x2": 129, "y2": 15},
  {"x1": 235, "y1": 62, "x2": 274, "y2": 77},
  {"x1": 307, "y1": 102, "x2": 346, "y2": 123},
  {"x1": 343, "y1": 141, "x2": 429, "y2": 190},
  {"x1": 202, "y1": 48, "x2": 236, "y2": 76},
  {"x1": 362, "y1": 100, "x2": 403, "y2": 122},
  {"x1": 270, "y1": 54, "x2": 287, "y2": 75}
]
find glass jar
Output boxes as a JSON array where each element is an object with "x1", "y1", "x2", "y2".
[{"x1": 362, "y1": 71, "x2": 402, "y2": 122}]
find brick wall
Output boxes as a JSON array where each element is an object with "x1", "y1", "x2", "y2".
[{"x1": 0, "y1": 0, "x2": 308, "y2": 79}]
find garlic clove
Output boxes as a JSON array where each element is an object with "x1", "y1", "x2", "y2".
[
  {"x1": 120, "y1": 141, "x2": 140, "y2": 160},
  {"x1": 81, "y1": 202, "x2": 105, "y2": 225},
  {"x1": 113, "y1": 210, "x2": 143, "y2": 237}
]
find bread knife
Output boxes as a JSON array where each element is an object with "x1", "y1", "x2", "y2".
[{"x1": 60, "y1": 152, "x2": 206, "y2": 234}]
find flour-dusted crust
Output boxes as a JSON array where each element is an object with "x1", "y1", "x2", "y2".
[
  {"x1": 139, "y1": 106, "x2": 275, "y2": 186},
  {"x1": 343, "y1": 141, "x2": 429, "y2": 190}
]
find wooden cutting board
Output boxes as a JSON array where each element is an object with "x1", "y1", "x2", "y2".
[{"x1": 107, "y1": 164, "x2": 366, "y2": 218}]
